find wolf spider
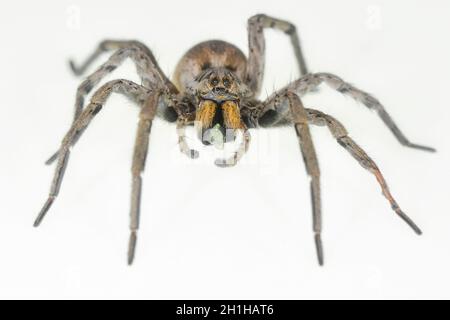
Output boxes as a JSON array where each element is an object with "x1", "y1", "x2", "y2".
[{"x1": 35, "y1": 14, "x2": 434, "y2": 266}]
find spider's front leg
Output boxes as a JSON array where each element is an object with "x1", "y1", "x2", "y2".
[
  {"x1": 257, "y1": 92, "x2": 422, "y2": 265},
  {"x1": 286, "y1": 93, "x2": 323, "y2": 265},
  {"x1": 259, "y1": 92, "x2": 324, "y2": 265},
  {"x1": 34, "y1": 79, "x2": 161, "y2": 265},
  {"x1": 246, "y1": 14, "x2": 310, "y2": 96},
  {"x1": 128, "y1": 92, "x2": 160, "y2": 265}
]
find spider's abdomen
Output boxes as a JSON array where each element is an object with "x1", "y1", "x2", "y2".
[{"x1": 173, "y1": 40, "x2": 247, "y2": 92}]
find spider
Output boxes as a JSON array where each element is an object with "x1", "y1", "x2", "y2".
[{"x1": 34, "y1": 14, "x2": 434, "y2": 266}]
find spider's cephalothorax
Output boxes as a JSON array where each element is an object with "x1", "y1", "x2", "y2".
[
  {"x1": 35, "y1": 14, "x2": 434, "y2": 266},
  {"x1": 174, "y1": 41, "x2": 252, "y2": 152}
]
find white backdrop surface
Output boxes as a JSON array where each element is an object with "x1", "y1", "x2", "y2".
[{"x1": 0, "y1": 0, "x2": 448, "y2": 299}]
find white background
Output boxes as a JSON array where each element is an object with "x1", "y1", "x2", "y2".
[{"x1": 0, "y1": 0, "x2": 448, "y2": 299}]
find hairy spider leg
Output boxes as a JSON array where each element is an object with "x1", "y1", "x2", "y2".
[
  {"x1": 305, "y1": 108, "x2": 422, "y2": 235},
  {"x1": 46, "y1": 40, "x2": 177, "y2": 165},
  {"x1": 287, "y1": 93, "x2": 323, "y2": 265},
  {"x1": 246, "y1": 14, "x2": 310, "y2": 96},
  {"x1": 35, "y1": 80, "x2": 156, "y2": 266}
]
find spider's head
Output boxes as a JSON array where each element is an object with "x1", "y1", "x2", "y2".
[
  {"x1": 195, "y1": 67, "x2": 248, "y2": 103},
  {"x1": 194, "y1": 68, "x2": 250, "y2": 147}
]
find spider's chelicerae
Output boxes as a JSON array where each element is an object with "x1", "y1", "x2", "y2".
[{"x1": 35, "y1": 14, "x2": 434, "y2": 266}]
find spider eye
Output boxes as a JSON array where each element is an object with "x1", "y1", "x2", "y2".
[
  {"x1": 211, "y1": 78, "x2": 219, "y2": 86},
  {"x1": 223, "y1": 78, "x2": 231, "y2": 88}
]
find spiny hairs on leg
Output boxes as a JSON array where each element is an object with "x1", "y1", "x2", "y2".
[{"x1": 287, "y1": 73, "x2": 436, "y2": 153}]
